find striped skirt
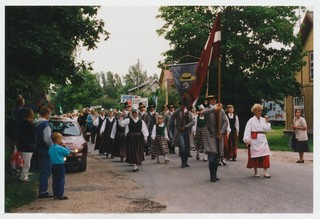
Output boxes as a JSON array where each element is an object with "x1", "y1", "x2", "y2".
[
  {"x1": 194, "y1": 127, "x2": 205, "y2": 150},
  {"x1": 150, "y1": 135, "x2": 169, "y2": 156},
  {"x1": 125, "y1": 132, "x2": 145, "y2": 165}
]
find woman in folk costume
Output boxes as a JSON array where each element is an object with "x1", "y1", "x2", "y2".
[
  {"x1": 243, "y1": 104, "x2": 271, "y2": 178},
  {"x1": 173, "y1": 98, "x2": 195, "y2": 168},
  {"x1": 94, "y1": 109, "x2": 106, "y2": 154},
  {"x1": 149, "y1": 115, "x2": 170, "y2": 164},
  {"x1": 110, "y1": 111, "x2": 126, "y2": 162},
  {"x1": 100, "y1": 109, "x2": 116, "y2": 158},
  {"x1": 193, "y1": 105, "x2": 207, "y2": 161},
  {"x1": 224, "y1": 105, "x2": 240, "y2": 161},
  {"x1": 119, "y1": 108, "x2": 149, "y2": 172}
]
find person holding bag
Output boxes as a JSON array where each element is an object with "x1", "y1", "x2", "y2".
[
  {"x1": 16, "y1": 107, "x2": 36, "y2": 182},
  {"x1": 292, "y1": 109, "x2": 309, "y2": 163}
]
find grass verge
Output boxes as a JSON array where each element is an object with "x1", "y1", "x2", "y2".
[{"x1": 5, "y1": 171, "x2": 39, "y2": 212}]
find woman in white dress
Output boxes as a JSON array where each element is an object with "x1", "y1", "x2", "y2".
[{"x1": 243, "y1": 104, "x2": 271, "y2": 178}]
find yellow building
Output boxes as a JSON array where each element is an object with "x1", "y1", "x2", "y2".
[{"x1": 285, "y1": 11, "x2": 313, "y2": 136}]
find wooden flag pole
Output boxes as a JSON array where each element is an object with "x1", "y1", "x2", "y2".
[{"x1": 217, "y1": 57, "x2": 222, "y2": 138}]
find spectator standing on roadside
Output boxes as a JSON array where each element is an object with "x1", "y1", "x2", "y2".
[
  {"x1": 16, "y1": 107, "x2": 36, "y2": 182},
  {"x1": 48, "y1": 132, "x2": 70, "y2": 200},
  {"x1": 35, "y1": 106, "x2": 53, "y2": 198},
  {"x1": 243, "y1": 104, "x2": 272, "y2": 178},
  {"x1": 292, "y1": 109, "x2": 309, "y2": 163}
]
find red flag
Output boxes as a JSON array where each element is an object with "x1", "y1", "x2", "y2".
[{"x1": 188, "y1": 13, "x2": 221, "y2": 105}]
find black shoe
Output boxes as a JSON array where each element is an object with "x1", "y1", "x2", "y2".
[
  {"x1": 221, "y1": 160, "x2": 227, "y2": 166},
  {"x1": 210, "y1": 177, "x2": 220, "y2": 182},
  {"x1": 133, "y1": 168, "x2": 139, "y2": 172},
  {"x1": 296, "y1": 160, "x2": 304, "y2": 163},
  {"x1": 188, "y1": 154, "x2": 192, "y2": 157},
  {"x1": 54, "y1": 196, "x2": 68, "y2": 200},
  {"x1": 39, "y1": 193, "x2": 53, "y2": 198},
  {"x1": 181, "y1": 163, "x2": 186, "y2": 168},
  {"x1": 185, "y1": 163, "x2": 190, "y2": 167}
]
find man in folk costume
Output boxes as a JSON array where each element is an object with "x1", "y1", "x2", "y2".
[
  {"x1": 173, "y1": 98, "x2": 195, "y2": 168},
  {"x1": 164, "y1": 104, "x2": 176, "y2": 154},
  {"x1": 202, "y1": 101, "x2": 229, "y2": 182},
  {"x1": 119, "y1": 108, "x2": 149, "y2": 172},
  {"x1": 100, "y1": 109, "x2": 116, "y2": 158}
]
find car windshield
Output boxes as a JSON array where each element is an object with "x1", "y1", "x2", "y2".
[{"x1": 49, "y1": 121, "x2": 81, "y2": 136}]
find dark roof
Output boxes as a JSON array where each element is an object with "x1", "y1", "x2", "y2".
[{"x1": 299, "y1": 11, "x2": 313, "y2": 44}]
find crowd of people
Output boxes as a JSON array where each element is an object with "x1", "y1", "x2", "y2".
[{"x1": 11, "y1": 92, "x2": 310, "y2": 202}]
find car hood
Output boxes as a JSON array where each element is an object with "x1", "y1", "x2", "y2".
[{"x1": 62, "y1": 136, "x2": 86, "y2": 149}]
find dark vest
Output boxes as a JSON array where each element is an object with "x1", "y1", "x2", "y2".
[
  {"x1": 128, "y1": 118, "x2": 142, "y2": 133},
  {"x1": 36, "y1": 120, "x2": 49, "y2": 149},
  {"x1": 116, "y1": 119, "x2": 125, "y2": 133},
  {"x1": 197, "y1": 117, "x2": 206, "y2": 128},
  {"x1": 227, "y1": 114, "x2": 236, "y2": 131},
  {"x1": 156, "y1": 124, "x2": 166, "y2": 136},
  {"x1": 104, "y1": 118, "x2": 115, "y2": 136}
]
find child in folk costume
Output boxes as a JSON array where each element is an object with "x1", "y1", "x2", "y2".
[
  {"x1": 150, "y1": 115, "x2": 170, "y2": 164},
  {"x1": 193, "y1": 105, "x2": 207, "y2": 161}
]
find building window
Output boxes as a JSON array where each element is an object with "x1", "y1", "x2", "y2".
[
  {"x1": 293, "y1": 96, "x2": 305, "y2": 116},
  {"x1": 310, "y1": 51, "x2": 313, "y2": 81}
]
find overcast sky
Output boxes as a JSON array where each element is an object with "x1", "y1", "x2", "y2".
[{"x1": 77, "y1": 6, "x2": 171, "y2": 78}]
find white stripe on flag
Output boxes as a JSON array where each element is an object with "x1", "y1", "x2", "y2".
[{"x1": 214, "y1": 31, "x2": 221, "y2": 43}]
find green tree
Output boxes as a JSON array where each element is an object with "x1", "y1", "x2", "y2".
[
  {"x1": 5, "y1": 6, "x2": 109, "y2": 112},
  {"x1": 123, "y1": 59, "x2": 148, "y2": 88},
  {"x1": 51, "y1": 70, "x2": 103, "y2": 114},
  {"x1": 157, "y1": 6, "x2": 305, "y2": 138}
]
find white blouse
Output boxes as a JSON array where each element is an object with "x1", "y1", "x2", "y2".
[{"x1": 243, "y1": 116, "x2": 272, "y2": 158}]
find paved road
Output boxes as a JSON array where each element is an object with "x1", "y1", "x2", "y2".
[{"x1": 88, "y1": 143, "x2": 313, "y2": 213}]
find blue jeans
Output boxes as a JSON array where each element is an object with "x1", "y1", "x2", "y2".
[
  {"x1": 178, "y1": 132, "x2": 190, "y2": 156},
  {"x1": 52, "y1": 164, "x2": 66, "y2": 198},
  {"x1": 38, "y1": 148, "x2": 51, "y2": 194}
]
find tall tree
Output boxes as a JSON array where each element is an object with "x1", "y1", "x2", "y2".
[
  {"x1": 157, "y1": 6, "x2": 305, "y2": 138},
  {"x1": 123, "y1": 59, "x2": 148, "y2": 87},
  {"x1": 5, "y1": 6, "x2": 109, "y2": 111}
]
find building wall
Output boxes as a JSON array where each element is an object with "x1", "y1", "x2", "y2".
[{"x1": 285, "y1": 23, "x2": 313, "y2": 133}]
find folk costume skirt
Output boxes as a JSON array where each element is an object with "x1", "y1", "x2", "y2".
[
  {"x1": 125, "y1": 132, "x2": 145, "y2": 165},
  {"x1": 247, "y1": 147, "x2": 270, "y2": 169},
  {"x1": 194, "y1": 127, "x2": 205, "y2": 151},
  {"x1": 112, "y1": 132, "x2": 126, "y2": 158},
  {"x1": 150, "y1": 135, "x2": 169, "y2": 156},
  {"x1": 224, "y1": 130, "x2": 238, "y2": 160}
]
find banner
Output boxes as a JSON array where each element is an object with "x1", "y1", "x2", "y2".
[
  {"x1": 120, "y1": 95, "x2": 141, "y2": 104},
  {"x1": 170, "y1": 63, "x2": 198, "y2": 106}
]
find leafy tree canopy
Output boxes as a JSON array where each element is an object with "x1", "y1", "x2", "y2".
[
  {"x1": 157, "y1": 6, "x2": 306, "y2": 138},
  {"x1": 5, "y1": 6, "x2": 109, "y2": 111}
]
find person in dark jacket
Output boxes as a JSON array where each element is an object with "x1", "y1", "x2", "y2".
[{"x1": 17, "y1": 107, "x2": 36, "y2": 182}]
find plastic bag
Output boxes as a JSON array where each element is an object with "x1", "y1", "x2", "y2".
[{"x1": 11, "y1": 146, "x2": 24, "y2": 170}]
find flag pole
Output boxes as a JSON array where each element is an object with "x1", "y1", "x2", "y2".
[{"x1": 217, "y1": 57, "x2": 222, "y2": 138}]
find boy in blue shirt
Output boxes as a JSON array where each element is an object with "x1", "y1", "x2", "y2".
[{"x1": 48, "y1": 132, "x2": 70, "y2": 200}]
